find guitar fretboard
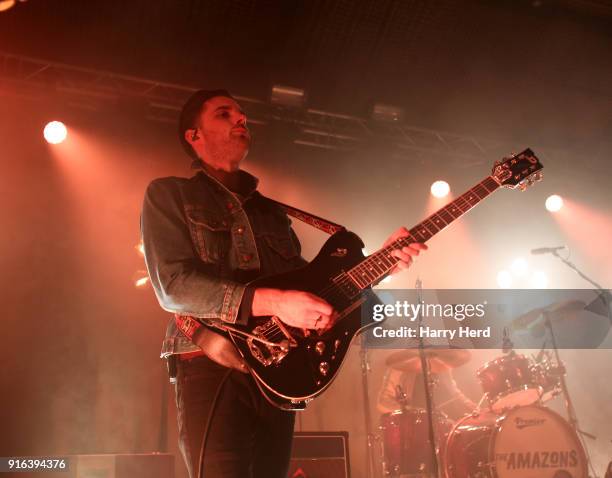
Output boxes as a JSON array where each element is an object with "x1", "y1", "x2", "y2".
[{"x1": 346, "y1": 176, "x2": 500, "y2": 289}]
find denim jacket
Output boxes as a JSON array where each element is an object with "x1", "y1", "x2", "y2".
[{"x1": 141, "y1": 169, "x2": 307, "y2": 357}]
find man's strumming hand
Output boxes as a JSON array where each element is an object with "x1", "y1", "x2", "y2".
[{"x1": 252, "y1": 288, "x2": 334, "y2": 331}]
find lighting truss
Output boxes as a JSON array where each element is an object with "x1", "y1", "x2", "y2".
[{"x1": 1, "y1": 50, "x2": 598, "y2": 170}]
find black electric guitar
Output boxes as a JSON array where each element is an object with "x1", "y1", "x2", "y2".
[{"x1": 224, "y1": 149, "x2": 543, "y2": 409}]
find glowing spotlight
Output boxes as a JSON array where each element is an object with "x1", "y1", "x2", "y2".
[
  {"x1": 135, "y1": 277, "x2": 149, "y2": 288},
  {"x1": 545, "y1": 195, "x2": 563, "y2": 212},
  {"x1": 0, "y1": 0, "x2": 16, "y2": 13},
  {"x1": 511, "y1": 257, "x2": 529, "y2": 277},
  {"x1": 135, "y1": 242, "x2": 145, "y2": 256},
  {"x1": 530, "y1": 270, "x2": 548, "y2": 288},
  {"x1": 44, "y1": 121, "x2": 68, "y2": 144},
  {"x1": 497, "y1": 270, "x2": 513, "y2": 288},
  {"x1": 133, "y1": 270, "x2": 150, "y2": 288},
  {"x1": 430, "y1": 180, "x2": 450, "y2": 198}
]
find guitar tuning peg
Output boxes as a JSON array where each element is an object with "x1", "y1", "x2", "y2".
[{"x1": 519, "y1": 181, "x2": 527, "y2": 191}]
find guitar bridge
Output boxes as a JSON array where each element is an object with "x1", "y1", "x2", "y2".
[{"x1": 247, "y1": 316, "x2": 297, "y2": 366}]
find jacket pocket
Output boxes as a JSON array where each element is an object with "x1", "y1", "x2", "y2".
[
  {"x1": 263, "y1": 232, "x2": 300, "y2": 260},
  {"x1": 184, "y1": 205, "x2": 231, "y2": 263}
]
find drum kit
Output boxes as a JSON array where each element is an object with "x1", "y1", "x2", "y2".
[{"x1": 377, "y1": 303, "x2": 595, "y2": 478}]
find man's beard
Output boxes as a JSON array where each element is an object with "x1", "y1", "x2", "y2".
[{"x1": 205, "y1": 138, "x2": 250, "y2": 169}]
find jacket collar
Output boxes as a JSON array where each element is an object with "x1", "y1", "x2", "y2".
[{"x1": 194, "y1": 167, "x2": 259, "y2": 200}]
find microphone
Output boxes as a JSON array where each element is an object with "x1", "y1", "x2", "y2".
[{"x1": 530, "y1": 246, "x2": 567, "y2": 255}]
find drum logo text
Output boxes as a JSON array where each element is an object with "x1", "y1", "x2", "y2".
[
  {"x1": 515, "y1": 416, "x2": 546, "y2": 429},
  {"x1": 499, "y1": 450, "x2": 579, "y2": 470}
]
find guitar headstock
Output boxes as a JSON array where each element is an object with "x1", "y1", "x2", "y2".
[{"x1": 492, "y1": 148, "x2": 544, "y2": 190}]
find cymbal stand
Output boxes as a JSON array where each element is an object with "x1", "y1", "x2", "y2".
[
  {"x1": 360, "y1": 333, "x2": 376, "y2": 478},
  {"x1": 544, "y1": 313, "x2": 599, "y2": 478},
  {"x1": 415, "y1": 278, "x2": 440, "y2": 478}
]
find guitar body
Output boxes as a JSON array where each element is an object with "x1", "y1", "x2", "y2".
[{"x1": 228, "y1": 230, "x2": 378, "y2": 409}]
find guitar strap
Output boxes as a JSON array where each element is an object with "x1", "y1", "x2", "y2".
[{"x1": 262, "y1": 195, "x2": 346, "y2": 236}]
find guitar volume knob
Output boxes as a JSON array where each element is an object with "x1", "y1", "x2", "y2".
[{"x1": 315, "y1": 341, "x2": 326, "y2": 355}]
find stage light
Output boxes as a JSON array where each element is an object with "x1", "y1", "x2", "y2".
[
  {"x1": 430, "y1": 180, "x2": 450, "y2": 198},
  {"x1": 0, "y1": 0, "x2": 25, "y2": 12},
  {"x1": 0, "y1": 0, "x2": 15, "y2": 12},
  {"x1": 545, "y1": 194, "x2": 563, "y2": 212},
  {"x1": 270, "y1": 85, "x2": 305, "y2": 108},
  {"x1": 497, "y1": 270, "x2": 513, "y2": 288},
  {"x1": 135, "y1": 277, "x2": 149, "y2": 288},
  {"x1": 371, "y1": 103, "x2": 404, "y2": 122},
  {"x1": 132, "y1": 270, "x2": 150, "y2": 288},
  {"x1": 135, "y1": 242, "x2": 145, "y2": 256},
  {"x1": 44, "y1": 121, "x2": 68, "y2": 144},
  {"x1": 530, "y1": 270, "x2": 548, "y2": 288},
  {"x1": 511, "y1": 257, "x2": 528, "y2": 277}
]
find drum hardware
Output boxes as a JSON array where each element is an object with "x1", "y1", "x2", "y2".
[
  {"x1": 501, "y1": 327, "x2": 514, "y2": 354},
  {"x1": 379, "y1": 279, "x2": 449, "y2": 477},
  {"x1": 395, "y1": 384, "x2": 408, "y2": 409},
  {"x1": 415, "y1": 277, "x2": 441, "y2": 478},
  {"x1": 359, "y1": 333, "x2": 376, "y2": 478}
]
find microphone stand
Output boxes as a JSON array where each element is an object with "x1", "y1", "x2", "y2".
[
  {"x1": 415, "y1": 278, "x2": 440, "y2": 478},
  {"x1": 544, "y1": 312, "x2": 599, "y2": 478},
  {"x1": 543, "y1": 250, "x2": 606, "y2": 477}
]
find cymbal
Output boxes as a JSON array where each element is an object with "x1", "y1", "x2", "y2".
[
  {"x1": 511, "y1": 300, "x2": 587, "y2": 330},
  {"x1": 385, "y1": 348, "x2": 472, "y2": 373}
]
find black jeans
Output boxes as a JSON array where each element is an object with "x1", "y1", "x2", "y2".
[{"x1": 174, "y1": 355, "x2": 295, "y2": 478}]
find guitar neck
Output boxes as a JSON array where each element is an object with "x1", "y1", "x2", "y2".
[{"x1": 347, "y1": 175, "x2": 501, "y2": 289}]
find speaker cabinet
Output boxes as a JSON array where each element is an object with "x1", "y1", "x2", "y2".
[{"x1": 288, "y1": 431, "x2": 350, "y2": 478}]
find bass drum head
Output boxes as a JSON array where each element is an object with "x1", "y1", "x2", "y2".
[
  {"x1": 492, "y1": 405, "x2": 587, "y2": 478},
  {"x1": 444, "y1": 406, "x2": 587, "y2": 478}
]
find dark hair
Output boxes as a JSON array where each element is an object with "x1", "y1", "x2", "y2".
[{"x1": 178, "y1": 89, "x2": 234, "y2": 159}]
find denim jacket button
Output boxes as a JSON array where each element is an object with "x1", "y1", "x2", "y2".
[
  {"x1": 236, "y1": 226, "x2": 244, "y2": 234},
  {"x1": 227, "y1": 202, "x2": 234, "y2": 210},
  {"x1": 241, "y1": 253, "x2": 252, "y2": 262}
]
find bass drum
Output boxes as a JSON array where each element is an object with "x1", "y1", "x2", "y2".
[{"x1": 444, "y1": 405, "x2": 587, "y2": 478}]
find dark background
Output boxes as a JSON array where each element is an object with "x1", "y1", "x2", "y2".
[{"x1": 1, "y1": 1, "x2": 611, "y2": 477}]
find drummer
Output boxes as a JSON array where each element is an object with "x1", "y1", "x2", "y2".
[{"x1": 377, "y1": 360, "x2": 476, "y2": 420}]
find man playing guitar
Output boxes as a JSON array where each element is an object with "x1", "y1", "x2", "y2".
[{"x1": 141, "y1": 89, "x2": 426, "y2": 478}]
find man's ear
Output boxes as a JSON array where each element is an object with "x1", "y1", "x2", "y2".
[{"x1": 185, "y1": 128, "x2": 200, "y2": 148}]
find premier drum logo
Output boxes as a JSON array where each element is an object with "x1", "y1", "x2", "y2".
[
  {"x1": 497, "y1": 450, "x2": 580, "y2": 471},
  {"x1": 514, "y1": 416, "x2": 546, "y2": 429}
]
